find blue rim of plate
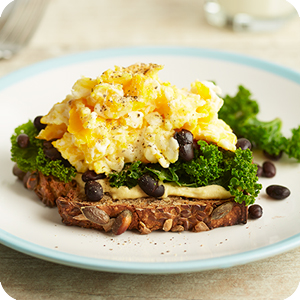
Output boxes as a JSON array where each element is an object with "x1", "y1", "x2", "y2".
[{"x1": 1, "y1": 46, "x2": 300, "y2": 274}]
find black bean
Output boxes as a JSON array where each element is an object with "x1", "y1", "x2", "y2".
[
  {"x1": 150, "y1": 184, "x2": 165, "y2": 197},
  {"x1": 248, "y1": 204, "x2": 263, "y2": 219},
  {"x1": 236, "y1": 138, "x2": 252, "y2": 150},
  {"x1": 263, "y1": 150, "x2": 283, "y2": 161},
  {"x1": 12, "y1": 164, "x2": 26, "y2": 181},
  {"x1": 42, "y1": 140, "x2": 72, "y2": 166},
  {"x1": 262, "y1": 161, "x2": 276, "y2": 178},
  {"x1": 192, "y1": 140, "x2": 200, "y2": 150},
  {"x1": 174, "y1": 129, "x2": 195, "y2": 161},
  {"x1": 85, "y1": 181, "x2": 103, "y2": 202},
  {"x1": 174, "y1": 129, "x2": 193, "y2": 145},
  {"x1": 138, "y1": 174, "x2": 165, "y2": 197},
  {"x1": 43, "y1": 140, "x2": 54, "y2": 149},
  {"x1": 82, "y1": 170, "x2": 106, "y2": 182},
  {"x1": 256, "y1": 164, "x2": 263, "y2": 177},
  {"x1": 44, "y1": 147, "x2": 62, "y2": 161},
  {"x1": 61, "y1": 158, "x2": 72, "y2": 168},
  {"x1": 266, "y1": 185, "x2": 290, "y2": 200},
  {"x1": 17, "y1": 134, "x2": 30, "y2": 148},
  {"x1": 34, "y1": 116, "x2": 47, "y2": 131},
  {"x1": 179, "y1": 143, "x2": 194, "y2": 161}
]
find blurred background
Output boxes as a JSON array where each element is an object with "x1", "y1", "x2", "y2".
[{"x1": 0, "y1": 0, "x2": 299, "y2": 78}]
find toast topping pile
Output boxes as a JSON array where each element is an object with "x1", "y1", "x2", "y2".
[{"x1": 37, "y1": 63, "x2": 237, "y2": 175}]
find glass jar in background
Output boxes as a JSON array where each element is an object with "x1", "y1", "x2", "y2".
[{"x1": 204, "y1": 0, "x2": 297, "y2": 32}]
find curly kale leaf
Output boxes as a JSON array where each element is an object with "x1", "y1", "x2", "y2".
[
  {"x1": 285, "y1": 126, "x2": 300, "y2": 161},
  {"x1": 11, "y1": 120, "x2": 76, "y2": 182},
  {"x1": 10, "y1": 120, "x2": 42, "y2": 172},
  {"x1": 227, "y1": 149, "x2": 262, "y2": 205},
  {"x1": 170, "y1": 140, "x2": 225, "y2": 187},
  {"x1": 108, "y1": 161, "x2": 144, "y2": 188},
  {"x1": 109, "y1": 140, "x2": 262, "y2": 206},
  {"x1": 219, "y1": 85, "x2": 300, "y2": 160},
  {"x1": 219, "y1": 85, "x2": 259, "y2": 129},
  {"x1": 108, "y1": 161, "x2": 180, "y2": 188}
]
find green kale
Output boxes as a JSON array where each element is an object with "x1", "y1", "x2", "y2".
[
  {"x1": 108, "y1": 161, "x2": 144, "y2": 189},
  {"x1": 170, "y1": 140, "x2": 225, "y2": 187},
  {"x1": 227, "y1": 148, "x2": 262, "y2": 205},
  {"x1": 10, "y1": 120, "x2": 42, "y2": 172},
  {"x1": 109, "y1": 140, "x2": 262, "y2": 206},
  {"x1": 219, "y1": 85, "x2": 300, "y2": 161},
  {"x1": 285, "y1": 126, "x2": 300, "y2": 161},
  {"x1": 219, "y1": 85, "x2": 259, "y2": 128},
  {"x1": 11, "y1": 120, "x2": 76, "y2": 182}
]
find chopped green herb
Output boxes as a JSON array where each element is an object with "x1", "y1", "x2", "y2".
[{"x1": 10, "y1": 120, "x2": 76, "y2": 182}]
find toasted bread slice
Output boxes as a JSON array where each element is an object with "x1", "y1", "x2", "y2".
[
  {"x1": 56, "y1": 192, "x2": 247, "y2": 235},
  {"x1": 21, "y1": 170, "x2": 247, "y2": 235}
]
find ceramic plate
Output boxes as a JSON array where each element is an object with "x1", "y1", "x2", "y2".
[{"x1": 1, "y1": 47, "x2": 300, "y2": 274}]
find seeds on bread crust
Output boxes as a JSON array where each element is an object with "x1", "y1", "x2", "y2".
[
  {"x1": 194, "y1": 221, "x2": 210, "y2": 232},
  {"x1": 112, "y1": 209, "x2": 133, "y2": 235},
  {"x1": 23, "y1": 171, "x2": 38, "y2": 190},
  {"x1": 81, "y1": 206, "x2": 110, "y2": 225},
  {"x1": 163, "y1": 219, "x2": 173, "y2": 232},
  {"x1": 139, "y1": 221, "x2": 152, "y2": 234},
  {"x1": 171, "y1": 225, "x2": 184, "y2": 232},
  {"x1": 211, "y1": 202, "x2": 234, "y2": 220},
  {"x1": 56, "y1": 192, "x2": 248, "y2": 235},
  {"x1": 101, "y1": 218, "x2": 115, "y2": 232}
]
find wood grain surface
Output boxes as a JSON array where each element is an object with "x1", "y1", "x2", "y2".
[{"x1": 1, "y1": 1, "x2": 300, "y2": 299}]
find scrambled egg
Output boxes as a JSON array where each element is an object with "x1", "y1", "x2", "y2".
[{"x1": 37, "y1": 63, "x2": 237, "y2": 174}]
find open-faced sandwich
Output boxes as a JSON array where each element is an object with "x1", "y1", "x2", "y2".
[{"x1": 11, "y1": 63, "x2": 262, "y2": 235}]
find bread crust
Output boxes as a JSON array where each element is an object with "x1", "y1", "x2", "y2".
[
  {"x1": 28, "y1": 171, "x2": 248, "y2": 234},
  {"x1": 33, "y1": 171, "x2": 79, "y2": 207}
]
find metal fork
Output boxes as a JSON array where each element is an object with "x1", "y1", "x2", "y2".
[{"x1": 0, "y1": 0, "x2": 48, "y2": 60}]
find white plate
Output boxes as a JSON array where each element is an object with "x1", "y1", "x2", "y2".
[{"x1": 1, "y1": 47, "x2": 300, "y2": 274}]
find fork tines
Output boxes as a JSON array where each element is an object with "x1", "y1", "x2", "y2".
[{"x1": 0, "y1": 0, "x2": 48, "y2": 59}]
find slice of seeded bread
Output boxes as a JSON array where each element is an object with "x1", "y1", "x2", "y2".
[
  {"x1": 20, "y1": 169, "x2": 248, "y2": 235},
  {"x1": 56, "y1": 192, "x2": 247, "y2": 235}
]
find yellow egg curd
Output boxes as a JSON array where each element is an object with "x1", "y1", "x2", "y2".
[{"x1": 37, "y1": 63, "x2": 237, "y2": 175}]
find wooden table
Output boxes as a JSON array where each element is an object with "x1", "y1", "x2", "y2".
[{"x1": 1, "y1": 1, "x2": 300, "y2": 299}]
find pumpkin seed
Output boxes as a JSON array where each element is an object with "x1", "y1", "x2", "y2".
[{"x1": 211, "y1": 202, "x2": 234, "y2": 220}]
